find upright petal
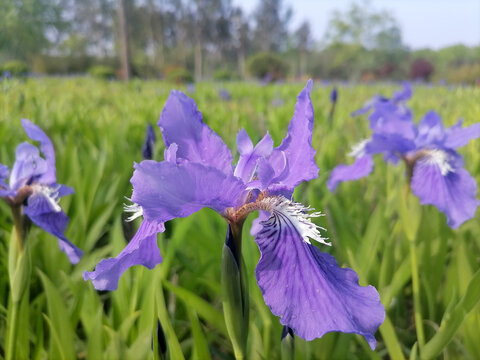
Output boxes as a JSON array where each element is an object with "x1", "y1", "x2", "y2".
[
  {"x1": 158, "y1": 91, "x2": 233, "y2": 174},
  {"x1": 9, "y1": 142, "x2": 48, "y2": 190},
  {"x1": 21, "y1": 119, "x2": 56, "y2": 184},
  {"x1": 444, "y1": 120, "x2": 480, "y2": 149},
  {"x1": 327, "y1": 155, "x2": 374, "y2": 192},
  {"x1": 0, "y1": 164, "x2": 9, "y2": 195},
  {"x1": 24, "y1": 186, "x2": 82, "y2": 263},
  {"x1": 131, "y1": 160, "x2": 246, "y2": 222},
  {"x1": 391, "y1": 81, "x2": 412, "y2": 103},
  {"x1": 415, "y1": 111, "x2": 446, "y2": 148},
  {"x1": 83, "y1": 219, "x2": 164, "y2": 291},
  {"x1": 369, "y1": 102, "x2": 416, "y2": 140},
  {"x1": 411, "y1": 151, "x2": 479, "y2": 228},
  {"x1": 254, "y1": 198, "x2": 384, "y2": 349},
  {"x1": 234, "y1": 130, "x2": 273, "y2": 182},
  {"x1": 267, "y1": 80, "x2": 319, "y2": 190},
  {"x1": 142, "y1": 123, "x2": 156, "y2": 160}
]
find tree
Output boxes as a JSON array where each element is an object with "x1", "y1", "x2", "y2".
[
  {"x1": 252, "y1": 0, "x2": 291, "y2": 52},
  {"x1": 294, "y1": 21, "x2": 312, "y2": 77}
]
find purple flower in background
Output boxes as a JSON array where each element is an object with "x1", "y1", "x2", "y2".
[
  {"x1": 0, "y1": 119, "x2": 82, "y2": 263},
  {"x1": 219, "y1": 88, "x2": 231, "y2": 101},
  {"x1": 328, "y1": 82, "x2": 480, "y2": 228},
  {"x1": 142, "y1": 123, "x2": 156, "y2": 160},
  {"x1": 330, "y1": 87, "x2": 338, "y2": 103},
  {"x1": 84, "y1": 80, "x2": 385, "y2": 349}
]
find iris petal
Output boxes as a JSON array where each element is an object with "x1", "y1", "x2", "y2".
[
  {"x1": 24, "y1": 188, "x2": 82, "y2": 264},
  {"x1": 21, "y1": 119, "x2": 56, "y2": 184},
  {"x1": 131, "y1": 160, "x2": 246, "y2": 222},
  {"x1": 411, "y1": 152, "x2": 479, "y2": 228},
  {"x1": 255, "y1": 203, "x2": 384, "y2": 349},
  {"x1": 327, "y1": 155, "x2": 374, "y2": 192},
  {"x1": 158, "y1": 91, "x2": 233, "y2": 174},
  {"x1": 83, "y1": 219, "x2": 164, "y2": 290},
  {"x1": 267, "y1": 80, "x2": 319, "y2": 190},
  {"x1": 444, "y1": 120, "x2": 480, "y2": 149}
]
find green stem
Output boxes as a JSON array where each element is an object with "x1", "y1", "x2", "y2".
[
  {"x1": 409, "y1": 238, "x2": 425, "y2": 352},
  {"x1": 6, "y1": 299, "x2": 20, "y2": 360},
  {"x1": 11, "y1": 205, "x2": 24, "y2": 252}
]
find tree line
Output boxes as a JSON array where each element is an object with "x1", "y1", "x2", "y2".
[{"x1": 1, "y1": 0, "x2": 479, "y2": 83}]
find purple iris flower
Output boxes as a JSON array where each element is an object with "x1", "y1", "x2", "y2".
[
  {"x1": 219, "y1": 88, "x2": 231, "y2": 101},
  {"x1": 84, "y1": 80, "x2": 385, "y2": 349},
  {"x1": 142, "y1": 123, "x2": 156, "y2": 160},
  {"x1": 330, "y1": 87, "x2": 338, "y2": 103},
  {"x1": 328, "y1": 82, "x2": 480, "y2": 229},
  {"x1": 0, "y1": 119, "x2": 82, "y2": 263}
]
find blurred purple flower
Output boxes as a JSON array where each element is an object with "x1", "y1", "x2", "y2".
[
  {"x1": 0, "y1": 119, "x2": 82, "y2": 263},
  {"x1": 219, "y1": 88, "x2": 231, "y2": 101},
  {"x1": 330, "y1": 87, "x2": 338, "y2": 103},
  {"x1": 142, "y1": 123, "x2": 156, "y2": 160},
  {"x1": 84, "y1": 80, "x2": 384, "y2": 348},
  {"x1": 328, "y1": 82, "x2": 480, "y2": 228}
]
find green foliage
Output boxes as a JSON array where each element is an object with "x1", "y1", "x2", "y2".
[
  {"x1": 1, "y1": 61, "x2": 29, "y2": 76},
  {"x1": 446, "y1": 63, "x2": 480, "y2": 84},
  {"x1": 0, "y1": 79, "x2": 480, "y2": 359},
  {"x1": 247, "y1": 52, "x2": 288, "y2": 80},
  {"x1": 165, "y1": 67, "x2": 194, "y2": 84},
  {"x1": 213, "y1": 69, "x2": 238, "y2": 81},
  {"x1": 88, "y1": 65, "x2": 116, "y2": 79}
]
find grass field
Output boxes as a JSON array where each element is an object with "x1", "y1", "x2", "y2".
[{"x1": 1, "y1": 78, "x2": 480, "y2": 359}]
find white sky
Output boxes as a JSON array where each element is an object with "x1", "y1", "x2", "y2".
[{"x1": 233, "y1": 0, "x2": 480, "y2": 49}]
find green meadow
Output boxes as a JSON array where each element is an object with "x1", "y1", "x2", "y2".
[{"x1": 1, "y1": 78, "x2": 480, "y2": 359}]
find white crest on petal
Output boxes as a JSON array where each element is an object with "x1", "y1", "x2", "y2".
[
  {"x1": 424, "y1": 149, "x2": 454, "y2": 176},
  {"x1": 124, "y1": 198, "x2": 143, "y2": 222},
  {"x1": 348, "y1": 139, "x2": 370, "y2": 158},
  {"x1": 257, "y1": 196, "x2": 330, "y2": 246},
  {"x1": 32, "y1": 184, "x2": 61, "y2": 212}
]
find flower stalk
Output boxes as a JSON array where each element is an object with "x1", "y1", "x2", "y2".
[{"x1": 221, "y1": 223, "x2": 249, "y2": 359}]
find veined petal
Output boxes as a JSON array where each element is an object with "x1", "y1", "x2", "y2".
[
  {"x1": 24, "y1": 186, "x2": 82, "y2": 263},
  {"x1": 83, "y1": 219, "x2": 164, "y2": 291},
  {"x1": 158, "y1": 90, "x2": 233, "y2": 174},
  {"x1": 411, "y1": 150, "x2": 479, "y2": 228},
  {"x1": 267, "y1": 80, "x2": 319, "y2": 190},
  {"x1": 444, "y1": 120, "x2": 480, "y2": 149},
  {"x1": 21, "y1": 119, "x2": 56, "y2": 184},
  {"x1": 327, "y1": 155, "x2": 374, "y2": 192},
  {"x1": 131, "y1": 160, "x2": 246, "y2": 222},
  {"x1": 254, "y1": 197, "x2": 384, "y2": 349}
]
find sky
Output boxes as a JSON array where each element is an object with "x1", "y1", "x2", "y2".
[{"x1": 232, "y1": 0, "x2": 480, "y2": 50}]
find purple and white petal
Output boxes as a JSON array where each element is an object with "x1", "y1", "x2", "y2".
[
  {"x1": 411, "y1": 150, "x2": 479, "y2": 228},
  {"x1": 254, "y1": 197, "x2": 384, "y2": 349},
  {"x1": 444, "y1": 120, "x2": 480, "y2": 149},
  {"x1": 266, "y1": 80, "x2": 319, "y2": 190},
  {"x1": 327, "y1": 155, "x2": 374, "y2": 192},
  {"x1": 131, "y1": 160, "x2": 246, "y2": 222},
  {"x1": 24, "y1": 186, "x2": 82, "y2": 263},
  {"x1": 158, "y1": 91, "x2": 233, "y2": 174},
  {"x1": 234, "y1": 130, "x2": 273, "y2": 182},
  {"x1": 21, "y1": 119, "x2": 57, "y2": 184},
  {"x1": 83, "y1": 219, "x2": 164, "y2": 291}
]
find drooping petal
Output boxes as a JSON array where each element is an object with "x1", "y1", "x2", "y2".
[
  {"x1": 234, "y1": 130, "x2": 273, "y2": 182},
  {"x1": 254, "y1": 198, "x2": 384, "y2": 349},
  {"x1": 158, "y1": 90, "x2": 233, "y2": 174},
  {"x1": 9, "y1": 142, "x2": 48, "y2": 190},
  {"x1": 21, "y1": 119, "x2": 56, "y2": 184},
  {"x1": 266, "y1": 80, "x2": 319, "y2": 190},
  {"x1": 411, "y1": 150, "x2": 479, "y2": 228},
  {"x1": 83, "y1": 219, "x2": 164, "y2": 291},
  {"x1": 131, "y1": 160, "x2": 246, "y2": 222},
  {"x1": 327, "y1": 155, "x2": 374, "y2": 192},
  {"x1": 444, "y1": 120, "x2": 480, "y2": 149},
  {"x1": 24, "y1": 186, "x2": 82, "y2": 263}
]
